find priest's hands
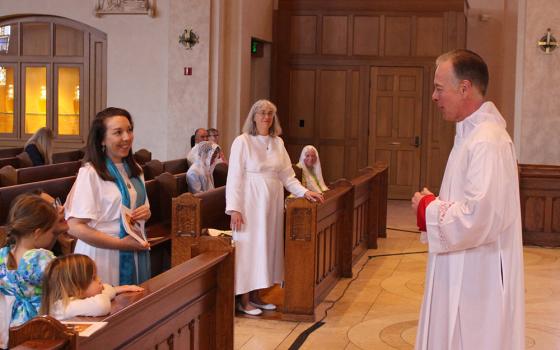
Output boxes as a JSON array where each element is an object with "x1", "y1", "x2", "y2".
[
  {"x1": 411, "y1": 187, "x2": 434, "y2": 211},
  {"x1": 230, "y1": 211, "x2": 244, "y2": 231}
]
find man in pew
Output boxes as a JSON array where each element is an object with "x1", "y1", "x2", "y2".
[{"x1": 411, "y1": 49, "x2": 524, "y2": 350}]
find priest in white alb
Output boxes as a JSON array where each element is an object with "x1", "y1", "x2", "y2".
[{"x1": 412, "y1": 49, "x2": 525, "y2": 350}]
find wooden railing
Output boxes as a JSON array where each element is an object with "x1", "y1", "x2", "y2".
[{"x1": 9, "y1": 238, "x2": 234, "y2": 350}]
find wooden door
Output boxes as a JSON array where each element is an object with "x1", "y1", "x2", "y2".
[{"x1": 368, "y1": 67, "x2": 423, "y2": 199}]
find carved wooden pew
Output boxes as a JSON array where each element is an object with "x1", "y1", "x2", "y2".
[
  {"x1": 0, "y1": 161, "x2": 82, "y2": 187},
  {"x1": 171, "y1": 186, "x2": 229, "y2": 266},
  {"x1": 283, "y1": 181, "x2": 353, "y2": 321},
  {"x1": 9, "y1": 238, "x2": 234, "y2": 350}
]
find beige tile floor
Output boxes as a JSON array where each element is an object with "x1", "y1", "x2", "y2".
[{"x1": 234, "y1": 200, "x2": 560, "y2": 349}]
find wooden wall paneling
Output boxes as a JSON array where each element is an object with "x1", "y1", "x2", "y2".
[
  {"x1": 353, "y1": 16, "x2": 380, "y2": 56},
  {"x1": 415, "y1": 16, "x2": 444, "y2": 56},
  {"x1": 320, "y1": 144, "x2": 345, "y2": 182},
  {"x1": 290, "y1": 15, "x2": 318, "y2": 55},
  {"x1": 384, "y1": 16, "x2": 412, "y2": 56},
  {"x1": 552, "y1": 198, "x2": 560, "y2": 232},
  {"x1": 289, "y1": 69, "x2": 316, "y2": 139},
  {"x1": 318, "y1": 70, "x2": 346, "y2": 140},
  {"x1": 322, "y1": 15, "x2": 348, "y2": 55},
  {"x1": 278, "y1": 1, "x2": 464, "y2": 12}
]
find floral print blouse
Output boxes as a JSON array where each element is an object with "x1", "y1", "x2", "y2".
[{"x1": 0, "y1": 247, "x2": 54, "y2": 326}]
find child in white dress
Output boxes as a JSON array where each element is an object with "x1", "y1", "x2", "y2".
[{"x1": 40, "y1": 254, "x2": 143, "y2": 320}]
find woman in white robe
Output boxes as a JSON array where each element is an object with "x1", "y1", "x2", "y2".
[
  {"x1": 296, "y1": 145, "x2": 329, "y2": 193},
  {"x1": 186, "y1": 141, "x2": 221, "y2": 193},
  {"x1": 226, "y1": 99, "x2": 324, "y2": 316},
  {"x1": 65, "y1": 107, "x2": 151, "y2": 286}
]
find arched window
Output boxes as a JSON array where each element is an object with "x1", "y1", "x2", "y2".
[{"x1": 0, "y1": 16, "x2": 106, "y2": 149}]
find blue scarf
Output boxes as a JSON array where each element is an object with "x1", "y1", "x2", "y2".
[{"x1": 105, "y1": 158, "x2": 151, "y2": 285}]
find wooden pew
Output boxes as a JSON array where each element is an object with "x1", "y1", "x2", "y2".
[
  {"x1": 213, "y1": 162, "x2": 228, "y2": 188},
  {"x1": 0, "y1": 147, "x2": 23, "y2": 158},
  {"x1": 372, "y1": 161, "x2": 388, "y2": 238},
  {"x1": 9, "y1": 315, "x2": 77, "y2": 350},
  {"x1": 9, "y1": 238, "x2": 234, "y2": 350},
  {"x1": 0, "y1": 161, "x2": 82, "y2": 187},
  {"x1": 518, "y1": 163, "x2": 560, "y2": 246},
  {"x1": 133, "y1": 148, "x2": 151, "y2": 165},
  {"x1": 53, "y1": 150, "x2": 84, "y2": 164},
  {"x1": 0, "y1": 176, "x2": 76, "y2": 224},
  {"x1": 171, "y1": 186, "x2": 229, "y2": 266},
  {"x1": 0, "y1": 152, "x2": 32, "y2": 169},
  {"x1": 283, "y1": 181, "x2": 353, "y2": 321},
  {"x1": 141, "y1": 159, "x2": 164, "y2": 181},
  {"x1": 163, "y1": 158, "x2": 189, "y2": 175}
]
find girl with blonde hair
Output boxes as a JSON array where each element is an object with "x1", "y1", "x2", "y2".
[
  {"x1": 24, "y1": 127, "x2": 54, "y2": 165},
  {"x1": 40, "y1": 254, "x2": 143, "y2": 320}
]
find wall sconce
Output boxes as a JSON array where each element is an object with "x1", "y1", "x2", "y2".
[
  {"x1": 537, "y1": 28, "x2": 558, "y2": 54},
  {"x1": 179, "y1": 28, "x2": 199, "y2": 50}
]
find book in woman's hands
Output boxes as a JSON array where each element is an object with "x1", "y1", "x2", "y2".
[{"x1": 120, "y1": 205, "x2": 148, "y2": 245}]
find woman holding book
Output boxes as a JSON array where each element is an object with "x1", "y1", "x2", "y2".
[{"x1": 65, "y1": 107, "x2": 150, "y2": 286}]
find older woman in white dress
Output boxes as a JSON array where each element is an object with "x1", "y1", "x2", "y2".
[
  {"x1": 297, "y1": 145, "x2": 329, "y2": 193},
  {"x1": 226, "y1": 99, "x2": 324, "y2": 315},
  {"x1": 65, "y1": 107, "x2": 151, "y2": 286}
]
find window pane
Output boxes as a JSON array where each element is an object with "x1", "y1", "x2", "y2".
[
  {"x1": 58, "y1": 67, "x2": 80, "y2": 135},
  {"x1": 25, "y1": 66, "x2": 47, "y2": 134},
  {"x1": 0, "y1": 24, "x2": 18, "y2": 56},
  {"x1": 22, "y1": 23, "x2": 50, "y2": 56},
  {"x1": 55, "y1": 24, "x2": 84, "y2": 56},
  {"x1": 0, "y1": 66, "x2": 15, "y2": 133}
]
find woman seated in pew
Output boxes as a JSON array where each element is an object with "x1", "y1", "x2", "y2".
[
  {"x1": 186, "y1": 141, "x2": 221, "y2": 193},
  {"x1": 65, "y1": 107, "x2": 151, "y2": 287},
  {"x1": 41, "y1": 254, "x2": 143, "y2": 320},
  {"x1": 296, "y1": 145, "x2": 329, "y2": 194},
  {"x1": 226, "y1": 99, "x2": 324, "y2": 316},
  {"x1": 0, "y1": 194, "x2": 60, "y2": 327},
  {"x1": 23, "y1": 127, "x2": 54, "y2": 166}
]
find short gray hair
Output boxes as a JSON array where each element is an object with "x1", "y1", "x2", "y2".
[{"x1": 242, "y1": 99, "x2": 283, "y2": 136}]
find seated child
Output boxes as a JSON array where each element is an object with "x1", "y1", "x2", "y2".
[
  {"x1": 40, "y1": 254, "x2": 143, "y2": 320},
  {"x1": 187, "y1": 141, "x2": 222, "y2": 193},
  {"x1": 0, "y1": 194, "x2": 60, "y2": 348}
]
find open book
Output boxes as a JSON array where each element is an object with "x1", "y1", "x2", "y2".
[
  {"x1": 120, "y1": 205, "x2": 148, "y2": 245},
  {"x1": 61, "y1": 321, "x2": 107, "y2": 337}
]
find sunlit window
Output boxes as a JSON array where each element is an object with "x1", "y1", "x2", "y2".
[
  {"x1": 58, "y1": 67, "x2": 80, "y2": 135},
  {"x1": 25, "y1": 66, "x2": 47, "y2": 134},
  {"x1": 0, "y1": 65, "x2": 14, "y2": 133}
]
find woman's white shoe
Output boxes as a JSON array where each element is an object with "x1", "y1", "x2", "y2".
[
  {"x1": 236, "y1": 303, "x2": 263, "y2": 316},
  {"x1": 249, "y1": 301, "x2": 277, "y2": 311}
]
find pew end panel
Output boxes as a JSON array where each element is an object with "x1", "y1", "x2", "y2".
[
  {"x1": 9, "y1": 315, "x2": 77, "y2": 350},
  {"x1": 372, "y1": 162, "x2": 388, "y2": 239},
  {"x1": 283, "y1": 182, "x2": 353, "y2": 321},
  {"x1": 171, "y1": 192, "x2": 201, "y2": 266},
  {"x1": 284, "y1": 197, "x2": 318, "y2": 320}
]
